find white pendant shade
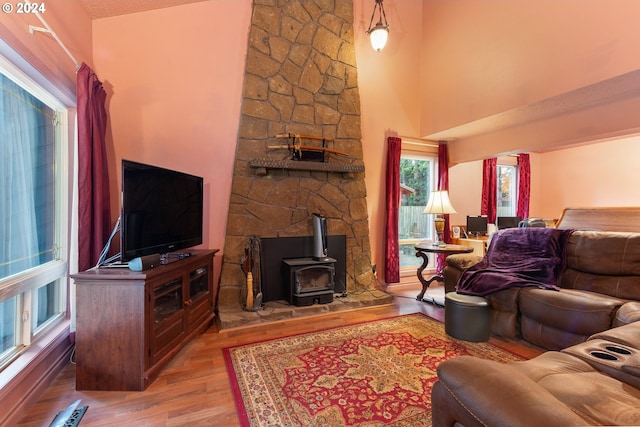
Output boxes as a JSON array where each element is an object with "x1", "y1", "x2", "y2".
[
  {"x1": 369, "y1": 25, "x2": 389, "y2": 51},
  {"x1": 366, "y1": 0, "x2": 389, "y2": 52}
]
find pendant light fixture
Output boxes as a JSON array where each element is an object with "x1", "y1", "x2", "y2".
[{"x1": 366, "y1": 0, "x2": 389, "y2": 52}]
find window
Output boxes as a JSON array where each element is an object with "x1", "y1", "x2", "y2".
[
  {"x1": 497, "y1": 164, "x2": 517, "y2": 217},
  {"x1": 398, "y1": 153, "x2": 436, "y2": 272},
  {"x1": 0, "y1": 54, "x2": 68, "y2": 370}
]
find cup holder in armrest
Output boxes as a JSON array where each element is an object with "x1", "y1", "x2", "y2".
[
  {"x1": 563, "y1": 339, "x2": 635, "y2": 367},
  {"x1": 590, "y1": 350, "x2": 619, "y2": 361},
  {"x1": 588, "y1": 345, "x2": 633, "y2": 361},
  {"x1": 563, "y1": 339, "x2": 640, "y2": 388},
  {"x1": 605, "y1": 345, "x2": 633, "y2": 355}
]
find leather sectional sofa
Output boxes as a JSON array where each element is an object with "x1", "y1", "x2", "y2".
[
  {"x1": 433, "y1": 208, "x2": 640, "y2": 426},
  {"x1": 432, "y1": 320, "x2": 640, "y2": 426},
  {"x1": 444, "y1": 229, "x2": 640, "y2": 350}
]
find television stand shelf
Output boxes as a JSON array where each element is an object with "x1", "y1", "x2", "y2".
[{"x1": 72, "y1": 249, "x2": 219, "y2": 391}]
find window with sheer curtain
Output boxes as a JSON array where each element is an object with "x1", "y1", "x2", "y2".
[
  {"x1": 398, "y1": 153, "x2": 437, "y2": 273},
  {"x1": 497, "y1": 164, "x2": 518, "y2": 217},
  {"x1": 0, "y1": 57, "x2": 68, "y2": 369}
]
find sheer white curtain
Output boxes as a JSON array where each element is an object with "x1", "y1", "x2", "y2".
[
  {"x1": 0, "y1": 75, "x2": 40, "y2": 277},
  {"x1": 0, "y1": 74, "x2": 41, "y2": 345}
]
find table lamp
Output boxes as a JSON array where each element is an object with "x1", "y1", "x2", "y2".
[{"x1": 423, "y1": 190, "x2": 457, "y2": 247}]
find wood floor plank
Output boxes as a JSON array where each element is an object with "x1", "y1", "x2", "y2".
[{"x1": 16, "y1": 283, "x2": 542, "y2": 426}]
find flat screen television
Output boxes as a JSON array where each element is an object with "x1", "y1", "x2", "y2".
[
  {"x1": 121, "y1": 160, "x2": 203, "y2": 262},
  {"x1": 466, "y1": 215, "x2": 488, "y2": 236},
  {"x1": 497, "y1": 216, "x2": 522, "y2": 229}
]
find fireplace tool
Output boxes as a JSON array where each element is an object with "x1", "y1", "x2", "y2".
[{"x1": 241, "y1": 235, "x2": 262, "y2": 311}]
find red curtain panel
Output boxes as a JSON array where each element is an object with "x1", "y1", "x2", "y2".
[
  {"x1": 438, "y1": 142, "x2": 451, "y2": 243},
  {"x1": 481, "y1": 158, "x2": 497, "y2": 224},
  {"x1": 436, "y1": 142, "x2": 450, "y2": 272},
  {"x1": 77, "y1": 63, "x2": 111, "y2": 271},
  {"x1": 517, "y1": 153, "x2": 531, "y2": 219},
  {"x1": 384, "y1": 136, "x2": 401, "y2": 284}
]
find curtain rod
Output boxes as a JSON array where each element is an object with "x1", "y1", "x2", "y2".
[
  {"x1": 26, "y1": 0, "x2": 80, "y2": 71},
  {"x1": 398, "y1": 138, "x2": 439, "y2": 148}
]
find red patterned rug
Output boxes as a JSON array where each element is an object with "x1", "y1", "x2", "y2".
[{"x1": 223, "y1": 313, "x2": 524, "y2": 426}]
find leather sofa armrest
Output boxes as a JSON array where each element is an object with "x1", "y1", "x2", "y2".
[
  {"x1": 614, "y1": 301, "x2": 640, "y2": 327},
  {"x1": 623, "y1": 353, "x2": 640, "y2": 377},
  {"x1": 432, "y1": 356, "x2": 588, "y2": 427},
  {"x1": 446, "y1": 253, "x2": 483, "y2": 270},
  {"x1": 443, "y1": 254, "x2": 482, "y2": 293},
  {"x1": 590, "y1": 320, "x2": 640, "y2": 349}
]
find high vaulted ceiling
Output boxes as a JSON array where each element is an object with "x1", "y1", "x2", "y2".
[{"x1": 79, "y1": 0, "x2": 209, "y2": 19}]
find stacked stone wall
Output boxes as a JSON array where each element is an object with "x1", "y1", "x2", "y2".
[{"x1": 218, "y1": 0, "x2": 374, "y2": 312}]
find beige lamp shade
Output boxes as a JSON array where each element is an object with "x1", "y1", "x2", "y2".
[
  {"x1": 424, "y1": 191, "x2": 456, "y2": 247},
  {"x1": 423, "y1": 191, "x2": 457, "y2": 215}
]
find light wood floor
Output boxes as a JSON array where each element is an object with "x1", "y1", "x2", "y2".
[{"x1": 17, "y1": 282, "x2": 542, "y2": 427}]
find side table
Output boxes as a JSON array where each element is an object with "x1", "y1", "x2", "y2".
[{"x1": 415, "y1": 243, "x2": 474, "y2": 302}]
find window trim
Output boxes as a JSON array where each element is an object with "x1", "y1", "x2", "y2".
[
  {"x1": 0, "y1": 50, "x2": 70, "y2": 372},
  {"x1": 0, "y1": 29, "x2": 75, "y2": 427},
  {"x1": 0, "y1": 261, "x2": 68, "y2": 303},
  {"x1": 496, "y1": 162, "x2": 519, "y2": 218},
  {"x1": 0, "y1": 39, "x2": 76, "y2": 108},
  {"x1": 398, "y1": 145, "x2": 438, "y2": 275}
]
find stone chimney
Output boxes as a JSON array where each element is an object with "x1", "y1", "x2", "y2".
[{"x1": 217, "y1": 0, "x2": 383, "y2": 326}]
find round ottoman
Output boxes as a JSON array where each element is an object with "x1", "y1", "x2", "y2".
[{"x1": 444, "y1": 292, "x2": 490, "y2": 342}]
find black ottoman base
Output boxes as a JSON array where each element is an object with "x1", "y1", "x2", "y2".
[{"x1": 445, "y1": 292, "x2": 490, "y2": 342}]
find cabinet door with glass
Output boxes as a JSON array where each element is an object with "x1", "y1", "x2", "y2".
[
  {"x1": 186, "y1": 263, "x2": 213, "y2": 330},
  {"x1": 150, "y1": 275, "x2": 186, "y2": 366}
]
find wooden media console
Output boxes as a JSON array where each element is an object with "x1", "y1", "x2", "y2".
[{"x1": 72, "y1": 249, "x2": 219, "y2": 391}]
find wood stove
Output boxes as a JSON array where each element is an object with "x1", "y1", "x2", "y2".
[
  {"x1": 258, "y1": 235, "x2": 346, "y2": 304},
  {"x1": 282, "y1": 257, "x2": 336, "y2": 306}
]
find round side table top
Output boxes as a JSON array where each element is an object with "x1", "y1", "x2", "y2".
[{"x1": 415, "y1": 243, "x2": 474, "y2": 254}]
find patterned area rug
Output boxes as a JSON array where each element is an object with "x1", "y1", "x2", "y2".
[{"x1": 224, "y1": 313, "x2": 524, "y2": 427}]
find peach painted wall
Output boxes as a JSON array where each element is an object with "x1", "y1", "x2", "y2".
[
  {"x1": 420, "y1": 0, "x2": 640, "y2": 142},
  {"x1": 92, "y1": 1, "x2": 251, "y2": 267},
  {"x1": 536, "y1": 136, "x2": 640, "y2": 217},
  {"x1": 448, "y1": 161, "x2": 483, "y2": 227},
  {"x1": 353, "y1": 0, "x2": 424, "y2": 276}
]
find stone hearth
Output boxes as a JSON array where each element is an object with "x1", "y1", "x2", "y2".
[
  {"x1": 217, "y1": 0, "x2": 384, "y2": 328},
  {"x1": 217, "y1": 290, "x2": 393, "y2": 329}
]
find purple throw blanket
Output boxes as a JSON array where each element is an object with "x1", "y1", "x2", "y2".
[{"x1": 456, "y1": 228, "x2": 574, "y2": 297}]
